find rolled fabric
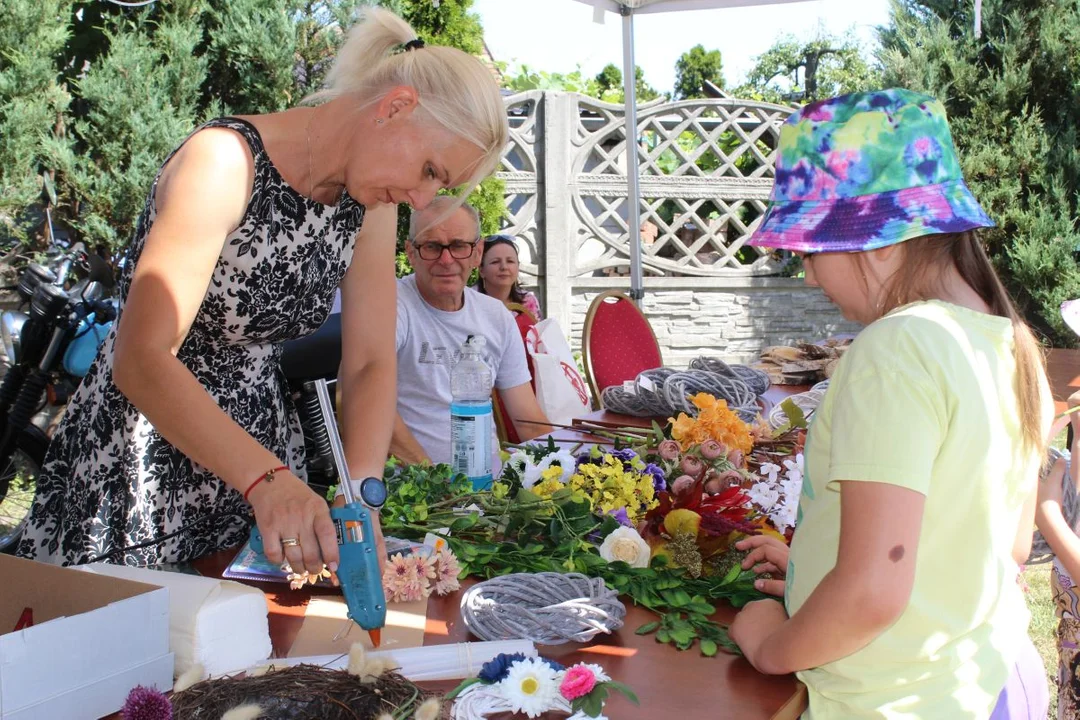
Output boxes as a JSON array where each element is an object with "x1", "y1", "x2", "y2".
[
  {"x1": 278, "y1": 639, "x2": 537, "y2": 681},
  {"x1": 79, "y1": 563, "x2": 271, "y2": 678}
]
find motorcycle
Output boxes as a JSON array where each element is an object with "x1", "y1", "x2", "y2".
[
  {"x1": 280, "y1": 309, "x2": 344, "y2": 498},
  {"x1": 0, "y1": 243, "x2": 116, "y2": 551}
]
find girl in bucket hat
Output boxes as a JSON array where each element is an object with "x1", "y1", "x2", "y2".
[{"x1": 729, "y1": 89, "x2": 1052, "y2": 719}]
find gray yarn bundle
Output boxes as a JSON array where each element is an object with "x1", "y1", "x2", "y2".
[
  {"x1": 599, "y1": 356, "x2": 770, "y2": 422},
  {"x1": 460, "y1": 572, "x2": 626, "y2": 644},
  {"x1": 1029, "y1": 447, "x2": 1077, "y2": 564}
]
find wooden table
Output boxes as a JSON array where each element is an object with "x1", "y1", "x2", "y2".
[{"x1": 182, "y1": 545, "x2": 806, "y2": 720}]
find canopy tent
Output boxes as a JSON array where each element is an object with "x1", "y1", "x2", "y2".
[{"x1": 570, "y1": 0, "x2": 815, "y2": 300}]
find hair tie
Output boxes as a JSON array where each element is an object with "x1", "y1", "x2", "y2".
[{"x1": 402, "y1": 38, "x2": 425, "y2": 51}]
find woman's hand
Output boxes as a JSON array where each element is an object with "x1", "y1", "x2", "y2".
[
  {"x1": 729, "y1": 599, "x2": 790, "y2": 674},
  {"x1": 736, "y1": 534, "x2": 790, "y2": 597},
  {"x1": 248, "y1": 470, "x2": 339, "y2": 575}
]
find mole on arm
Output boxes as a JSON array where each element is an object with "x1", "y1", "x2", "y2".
[{"x1": 889, "y1": 545, "x2": 905, "y2": 563}]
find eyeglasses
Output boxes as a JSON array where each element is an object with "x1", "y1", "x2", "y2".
[{"x1": 413, "y1": 239, "x2": 479, "y2": 261}]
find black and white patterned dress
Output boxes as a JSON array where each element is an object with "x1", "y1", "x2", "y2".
[{"x1": 17, "y1": 118, "x2": 364, "y2": 566}]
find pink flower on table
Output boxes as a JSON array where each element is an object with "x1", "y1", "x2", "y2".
[
  {"x1": 680, "y1": 455, "x2": 704, "y2": 476},
  {"x1": 384, "y1": 552, "x2": 427, "y2": 603},
  {"x1": 432, "y1": 548, "x2": 462, "y2": 596},
  {"x1": 671, "y1": 475, "x2": 696, "y2": 497},
  {"x1": 560, "y1": 664, "x2": 598, "y2": 700},
  {"x1": 658, "y1": 440, "x2": 681, "y2": 462},
  {"x1": 699, "y1": 440, "x2": 726, "y2": 460}
]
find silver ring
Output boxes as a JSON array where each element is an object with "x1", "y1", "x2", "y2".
[{"x1": 280, "y1": 537, "x2": 300, "y2": 548}]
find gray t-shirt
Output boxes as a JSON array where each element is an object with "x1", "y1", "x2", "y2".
[{"x1": 395, "y1": 274, "x2": 532, "y2": 466}]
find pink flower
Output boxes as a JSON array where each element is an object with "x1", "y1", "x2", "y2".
[
  {"x1": 700, "y1": 440, "x2": 726, "y2": 460},
  {"x1": 560, "y1": 664, "x2": 598, "y2": 700},
  {"x1": 658, "y1": 440, "x2": 681, "y2": 462},
  {"x1": 671, "y1": 475, "x2": 696, "y2": 497},
  {"x1": 383, "y1": 552, "x2": 428, "y2": 603},
  {"x1": 727, "y1": 449, "x2": 743, "y2": 468},
  {"x1": 680, "y1": 455, "x2": 704, "y2": 476},
  {"x1": 432, "y1": 549, "x2": 462, "y2": 596}
]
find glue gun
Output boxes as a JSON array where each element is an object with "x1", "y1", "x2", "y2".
[{"x1": 249, "y1": 378, "x2": 386, "y2": 646}]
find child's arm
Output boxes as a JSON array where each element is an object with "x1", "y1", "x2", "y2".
[
  {"x1": 1035, "y1": 411, "x2": 1080, "y2": 580},
  {"x1": 732, "y1": 480, "x2": 923, "y2": 674}
]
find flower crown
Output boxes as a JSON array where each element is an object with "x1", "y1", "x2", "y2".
[{"x1": 448, "y1": 653, "x2": 638, "y2": 719}]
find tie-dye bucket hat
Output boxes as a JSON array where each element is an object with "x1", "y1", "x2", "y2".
[{"x1": 749, "y1": 88, "x2": 995, "y2": 253}]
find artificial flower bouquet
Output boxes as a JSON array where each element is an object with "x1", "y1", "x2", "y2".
[{"x1": 448, "y1": 652, "x2": 637, "y2": 719}]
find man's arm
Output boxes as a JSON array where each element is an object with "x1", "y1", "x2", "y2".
[
  {"x1": 390, "y1": 412, "x2": 431, "y2": 464},
  {"x1": 500, "y1": 382, "x2": 552, "y2": 441}
]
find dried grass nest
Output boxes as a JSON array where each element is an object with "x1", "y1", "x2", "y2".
[{"x1": 171, "y1": 663, "x2": 447, "y2": 720}]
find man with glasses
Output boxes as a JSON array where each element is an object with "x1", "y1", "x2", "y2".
[{"x1": 390, "y1": 196, "x2": 549, "y2": 466}]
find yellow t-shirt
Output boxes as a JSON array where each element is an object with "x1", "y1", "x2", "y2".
[{"x1": 786, "y1": 300, "x2": 1051, "y2": 719}]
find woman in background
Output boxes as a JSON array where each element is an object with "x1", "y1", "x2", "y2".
[{"x1": 476, "y1": 234, "x2": 541, "y2": 320}]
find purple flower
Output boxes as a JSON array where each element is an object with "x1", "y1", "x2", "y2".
[
  {"x1": 608, "y1": 508, "x2": 632, "y2": 527},
  {"x1": 122, "y1": 686, "x2": 172, "y2": 720},
  {"x1": 643, "y1": 463, "x2": 667, "y2": 492},
  {"x1": 609, "y1": 448, "x2": 638, "y2": 468},
  {"x1": 478, "y1": 653, "x2": 529, "y2": 682},
  {"x1": 478, "y1": 653, "x2": 563, "y2": 683}
]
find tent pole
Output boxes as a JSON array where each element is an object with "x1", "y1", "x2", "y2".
[{"x1": 621, "y1": 6, "x2": 644, "y2": 302}]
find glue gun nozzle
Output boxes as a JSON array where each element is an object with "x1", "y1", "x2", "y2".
[{"x1": 368, "y1": 628, "x2": 382, "y2": 648}]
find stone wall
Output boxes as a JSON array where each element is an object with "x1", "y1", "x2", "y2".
[{"x1": 565, "y1": 277, "x2": 861, "y2": 367}]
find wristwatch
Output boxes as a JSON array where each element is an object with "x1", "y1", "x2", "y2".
[{"x1": 356, "y1": 476, "x2": 388, "y2": 510}]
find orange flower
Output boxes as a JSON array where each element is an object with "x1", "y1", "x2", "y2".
[{"x1": 691, "y1": 393, "x2": 718, "y2": 411}]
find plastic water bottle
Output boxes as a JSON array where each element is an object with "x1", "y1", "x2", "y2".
[{"x1": 451, "y1": 335, "x2": 494, "y2": 490}]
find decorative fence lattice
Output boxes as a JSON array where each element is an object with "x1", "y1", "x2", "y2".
[{"x1": 493, "y1": 91, "x2": 796, "y2": 290}]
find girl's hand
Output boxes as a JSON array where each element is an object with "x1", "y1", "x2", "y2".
[
  {"x1": 729, "y1": 599, "x2": 789, "y2": 674},
  {"x1": 735, "y1": 534, "x2": 790, "y2": 597},
  {"x1": 1069, "y1": 389, "x2": 1080, "y2": 429},
  {"x1": 248, "y1": 470, "x2": 339, "y2": 575}
]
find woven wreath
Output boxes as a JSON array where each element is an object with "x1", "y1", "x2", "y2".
[{"x1": 460, "y1": 572, "x2": 625, "y2": 644}]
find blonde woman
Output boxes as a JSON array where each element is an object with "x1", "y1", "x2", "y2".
[{"x1": 18, "y1": 8, "x2": 508, "y2": 573}]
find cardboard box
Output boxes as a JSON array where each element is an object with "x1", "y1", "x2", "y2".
[{"x1": 0, "y1": 554, "x2": 173, "y2": 720}]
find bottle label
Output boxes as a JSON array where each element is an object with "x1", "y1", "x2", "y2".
[{"x1": 450, "y1": 400, "x2": 493, "y2": 489}]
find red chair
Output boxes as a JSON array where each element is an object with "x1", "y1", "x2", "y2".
[
  {"x1": 493, "y1": 302, "x2": 540, "y2": 445},
  {"x1": 581, "y1": 290, "x2": 663, "y2": 408}
]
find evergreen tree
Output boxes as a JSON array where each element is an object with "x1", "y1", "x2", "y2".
[
  {"x1": 737, "y1": 33, "x2": 878, "y2": 103},
  {"x1": 879, "y1": 0, "x2": 1080, "y2": 345},
  {"x1": 673, "y1": 44, "x2": 723, "y2": 100},
  {"x1": 52, "y1": 0, "x2": 208, "y2": 251},
  {"x1": 0, "y1": 0, "x2": 74, "y2": 245},
  {"x1": 1, "y1": 0, "x2": 506, "y2": 258}
]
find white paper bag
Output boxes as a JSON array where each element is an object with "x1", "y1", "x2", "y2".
[{"x1": 524, "y1": 318, "x2": 592, "y2": 425}]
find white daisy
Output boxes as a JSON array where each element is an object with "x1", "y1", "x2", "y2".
[
  {"x1": 522, "y1": 459, "x2": 545, "y2": 489},
  {"x1": 505, "y1": 450, "x2": 529, "y2": 476},
  {"x1": 499, "y1": 657, "x2": 560, "y2": 718},
  {"x1": 579, "y1": 662, "x2": 611, "y2": 682},
  {"x1": 536, "y1": 449, "x2": 577, "y2": 483}
]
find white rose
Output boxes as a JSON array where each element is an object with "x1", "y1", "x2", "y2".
[{"x1": 598, "y1": 526, "x2": 650, "y2": 568}]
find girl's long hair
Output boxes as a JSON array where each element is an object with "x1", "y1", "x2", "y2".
[{"x1": 875, "y1": 231, "x2": 1046, "y2": 453}]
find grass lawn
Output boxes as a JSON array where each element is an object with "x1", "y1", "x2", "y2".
[{"x1": 1024, "y1": 563, "x2": 1058, "y2": 720}]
